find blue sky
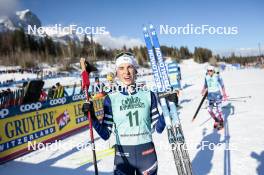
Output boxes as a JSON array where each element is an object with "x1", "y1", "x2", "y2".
[{"x1": 18, "y1": 0, "x2": 264, "y2": 54}]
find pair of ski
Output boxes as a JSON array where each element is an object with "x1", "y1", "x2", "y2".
[{"x1": 143, "y1": 24, "x2": 193, "y2": 175}]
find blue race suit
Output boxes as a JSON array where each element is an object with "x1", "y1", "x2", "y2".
[{"x1": 204, "y1": 74, "x2": 225, "y2": 122}]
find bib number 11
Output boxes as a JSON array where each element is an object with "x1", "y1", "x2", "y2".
[{"x1": 126, "y1": 111, "x2": 139, "y2": 127}]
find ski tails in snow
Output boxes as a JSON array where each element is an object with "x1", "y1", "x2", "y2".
[{"x1": 143, "y1": 24, "x2": 193, "y2": 175}]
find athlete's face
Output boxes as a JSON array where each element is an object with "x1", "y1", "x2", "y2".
[
  {"x1": 207, "y1": 69, "x2": 214, "y2": 76},
  {"x1": 116, "y1": 63, "x2": 136, "y2": 86}
]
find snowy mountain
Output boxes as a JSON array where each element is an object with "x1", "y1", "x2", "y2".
[
  {"x1": 0, "y1": 9, "x2": 41, "y2": 32},
  {"x1": 0, "y1": 9, "x2": 141, "y2": 49},
  {"x1": 0, "y1": 9, "x2": 81, "y2": 45}
]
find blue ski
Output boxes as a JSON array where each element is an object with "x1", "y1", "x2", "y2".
[{"x1": 143, "y1": 24, "x2": 193, "y2": 175}]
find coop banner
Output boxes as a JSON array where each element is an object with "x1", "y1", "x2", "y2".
[{"x1": 0, "y1": 99, "x2": 101, "y2": 163}]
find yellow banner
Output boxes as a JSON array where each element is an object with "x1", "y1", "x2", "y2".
[{"x1": 0, "y1": 96, "x2": 105, "y2": 163}]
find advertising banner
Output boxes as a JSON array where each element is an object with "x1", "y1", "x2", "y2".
[{"x1": 0, "y1": 94, "x2": 105, "y2": 164}]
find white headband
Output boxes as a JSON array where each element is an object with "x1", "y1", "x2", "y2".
[
  {"x1": 115, "y1": 55, "x2": 138, "y2": 69},
  {"x1": 207, "y1": 65, "x2": 215, "y2": 71}
]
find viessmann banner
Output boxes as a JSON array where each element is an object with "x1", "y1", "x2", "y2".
[{"x1": 0, "y1": 96, "x2": 105, "y2": 163}]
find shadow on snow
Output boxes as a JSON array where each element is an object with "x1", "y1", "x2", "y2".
[
  {"x1": 251, "y1": 151, "x2": 264, "y2": 174},
  {"x1": 192, "y1": 102, "x2": 235, "y2": 175},
  {"x1": 1, "y1": 137, "x2": 112, "y2": 175}
]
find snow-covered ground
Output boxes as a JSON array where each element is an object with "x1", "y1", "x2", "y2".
[{"x1": 1, "y1": 59, "x2": 264, "y2": 175}]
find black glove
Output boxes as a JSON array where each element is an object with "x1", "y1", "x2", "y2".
[
  {"x1": 82, "y1": 101, "x2": 97, "y2": 120},
  {"x1": 166, "y1": 91, "x2": 179, "y2": 102},
  {"x1": 159, "y1": 91, "x2": 178, "y2": 102}
]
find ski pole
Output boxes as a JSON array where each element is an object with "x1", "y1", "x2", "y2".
[
  {"x1": 81, "y1": 60, "x2": 98, "y2": 175},
  {"x1": 192, "y1": 91, "x2": 208, "y2": 122},
  {"x1": 227, "y1": 96, "x2": 251, "y2": 100},
  {"x1": 202, "y1": 104, "x2": 236, "y2": 109},
  {"x1": 83, "y1": 86, "x2": 98, "y2": 175},
  {"x1": 199, "y1": 117, "x2": 212, "y2": 126},
  {"x1": 226, "y1": 99, "x2": 247, "y2": 103}
]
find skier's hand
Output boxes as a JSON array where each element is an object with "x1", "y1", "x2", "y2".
[
  {"x1": 176, "y1": 90, "x2": 180, "y2": 96},
  {"x1": 201, "y1": 89, "x2": 207, "y2": 96},
  {"x1": 82, "y1": 101, "x2": 96, "y2": 120},
  {"x1": 223, "y1": 93, "x2": 228, "y2": 101},
  {"x1": 222, "y1": 88, "x2": 228, "y2": 101},
  {"x1": 143, "y1": 172, "x2": 149, "y2": 175},
  {"x1": 80, "y1": 57, "x2": 86, "y2": 71},
  {"x1": 164, "y1": 91, "x2": 178, "y2": 102},
  {"x1": 166, "y1": 94, "x2": 175, "y2": 102}
]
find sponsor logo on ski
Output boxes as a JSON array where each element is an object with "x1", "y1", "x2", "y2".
[
  {"x1": 72, "y1": 94, "x2": 85, "y2": 101},
  {"x1": 149, "y1": 25, "x2": 171, "y2": 90},
  {"x1": 148, "y1": 49, "x2": 162, "y2": 89},
  {"x1": 0, "y1": 109, "x2": 9, "y2": 118},
  {"x1": 20, "y1": 102, "x2": 42, "y2": 112},
  {"x1": 49, "y1": 97, "x2": 67, "y2": 106}
]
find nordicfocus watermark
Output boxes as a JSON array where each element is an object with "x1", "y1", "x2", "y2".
[
  {"x1": 154, "y1": 140, "x2": 237, "y2": 152},
  {"x1": 27, "y1": 24, "x2": 107, "y2": 35},
  {"x1": 27, "y1": 140, "x2": 236, "y2": 152},
  {"x1": 91, "y1": 83, "x2": 174, "y2": 94},
  {"x1": 160, "y1": 24, "x2": 238, "y2": 35},
  {"x1": 27, "y1": 140, "x2": 112, "y2": 151}
]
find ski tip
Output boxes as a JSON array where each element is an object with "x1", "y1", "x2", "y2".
[{"x1": 142, "y1": 25, "x2": 147, "y2": 31}]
